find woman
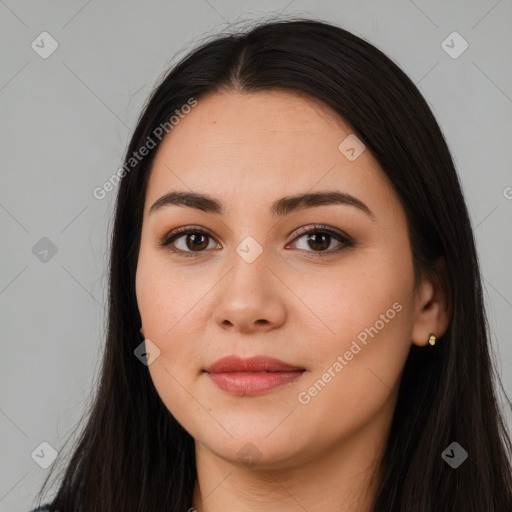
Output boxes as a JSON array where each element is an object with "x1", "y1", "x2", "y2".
[{"x1": 32, "y1": 17, "x2": 512, "y2": 512}]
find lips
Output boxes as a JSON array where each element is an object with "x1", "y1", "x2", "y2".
[
  {"x1": 203, "y1": 355, "x2": 305, "y2": 373},
  {"x1": 203, "y1": 355, "x2": 306, "y2": 396}
]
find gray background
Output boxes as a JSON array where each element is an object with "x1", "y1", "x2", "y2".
[{"x1": 1, "y1": 1, "x2": 511, "y2": 510}]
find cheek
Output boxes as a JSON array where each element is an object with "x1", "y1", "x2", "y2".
[
  {"x1": 293, "y1": 269, "x2": 414, "y2": 442},
  {"x1": 135, "y1": 245, "x2": 221, "y2": 390},
  {"x1": 294, "y1": 240, "x2": 415, "y2": 390},
  {"x1": 136, "y1": 253, "x2": 205, "y2": 423},
  {"x1": 299, "y1": 256, "x2": 412, "y2": 348},
  {"x1": 136, "y1": 244, "x2": 197, "y2": 340}
]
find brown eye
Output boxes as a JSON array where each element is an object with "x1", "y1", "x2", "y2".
[
  {"x1": 286, "y1": 224, "x2": 355, "y2": 257},
  {"x1": 304, "y1": 232, "x2": 331, "y2": 251},
  {"x1": 184, "y1": 233, "x2": 209, "y2": 251},
  {"x1": 160, "y1": 224, "x2": 354, "y2": 259},
  {"x1": 159, "y1": 227, "x2": 220, "y2": 257}
]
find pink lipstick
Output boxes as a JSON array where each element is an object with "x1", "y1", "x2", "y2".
[{"x1": 203, "y1": 355, "x2": 306, "y2": 396}]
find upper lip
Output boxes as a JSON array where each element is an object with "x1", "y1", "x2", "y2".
[{"x1": 203, "y1": 355, "x2": 305, "y2": 373}]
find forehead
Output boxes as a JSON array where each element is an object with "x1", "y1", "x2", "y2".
[{"x1": 145, "y1": 90, "x2": 398, "y2": 219}]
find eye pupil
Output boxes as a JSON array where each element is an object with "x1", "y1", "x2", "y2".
[
  {"x1": 307, "y1": 233, "x2": 330, "y2": 251},
  {"x1": 187, "y1": 233, "x2": 208, "y2": 251}
]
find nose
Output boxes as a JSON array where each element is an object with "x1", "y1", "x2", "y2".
[{"x1": 211, "y1": 246, "x2": 287, "y2": 334}]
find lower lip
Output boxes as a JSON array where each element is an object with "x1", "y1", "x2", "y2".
[{"x1": 206, "y1": 371, "x2": 305, "y2": 396}]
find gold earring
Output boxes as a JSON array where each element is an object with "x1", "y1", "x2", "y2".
[{"x1": 428, "y1": 333, "x2": 436, "y2": 346}]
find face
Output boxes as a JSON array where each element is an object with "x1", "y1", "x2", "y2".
[{"x1": 135, "y1": 90, "x2": 423, "y2": 470}]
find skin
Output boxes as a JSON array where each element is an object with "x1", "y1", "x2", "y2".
[{"x1": 135, "y1": 89, "x2": 449, "y2": 512}]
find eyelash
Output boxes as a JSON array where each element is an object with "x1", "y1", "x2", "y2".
[{"x1": 158, "y1": 224, "x2": 355, "y2": 259}]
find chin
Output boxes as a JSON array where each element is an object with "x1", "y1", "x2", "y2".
[{"x1": 197, "y1": 431, "x2": 310, "y2": 471}]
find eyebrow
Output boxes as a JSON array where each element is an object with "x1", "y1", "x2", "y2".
[{"x1": 149, "y1": 190, "x2": 375, "y2": 219}]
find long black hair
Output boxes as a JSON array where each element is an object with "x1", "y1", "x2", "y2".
[{"x1": 35, "y1": 17, "x2": 512, "y2": 512}]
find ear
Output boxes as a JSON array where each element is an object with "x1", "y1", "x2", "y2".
[{"x1": 411, "y1": 260, "x2": 451, "y2": 347}]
